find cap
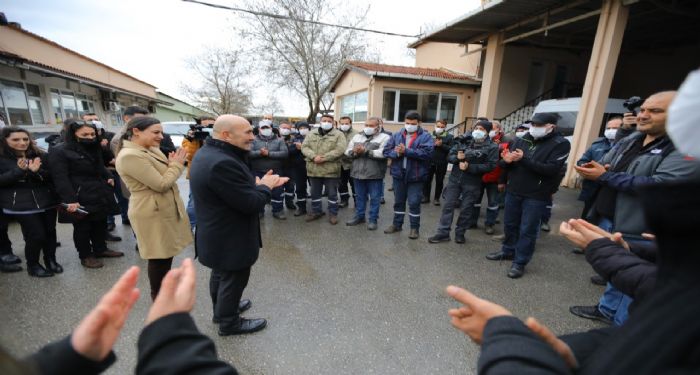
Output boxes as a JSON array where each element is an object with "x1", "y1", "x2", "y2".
[
  {"x1": 531, "y1": 113, "x2": 558, "y2": 125},
  {"x1": 295, "y1": 121, "x2": 310, "y2": 129},
  {"x1": 474, "y1": 119, "x2": 493, "y2": 133},
  {"x1": 516, "y1": 121, "x2": 532, "y2": 130}
]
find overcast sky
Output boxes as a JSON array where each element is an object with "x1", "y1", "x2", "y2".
[{"x1": 2, "y1": 0, "x2": 481, "y2": 116}]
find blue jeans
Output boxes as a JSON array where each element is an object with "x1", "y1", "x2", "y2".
[
  {"x1": 501, "y1": 192, "x2": 548, "y2": 266},
  {"x1": 353, "y1": 179, "x2": 383, "y2": 223},
  {"x1": 541, "y1": 196, "x2": 553, "y2": 224},
  {"x1": 392, "y1": 178, "x2": 423, "y2": 229},
  {"x1": 187, "y1": 190, "x2": 196, "y2": 230}
]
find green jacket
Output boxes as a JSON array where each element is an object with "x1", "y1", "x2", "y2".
[
  {"x1": 301, "y1": 128, "x2": 346, "y2": 177},
  {"x1": 339, "y1": 128, "x2": 358, "y2": 170}
]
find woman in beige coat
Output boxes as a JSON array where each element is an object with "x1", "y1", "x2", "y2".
[{"x1": 115, "y1": 116, "x2": 192, "y2": 299}]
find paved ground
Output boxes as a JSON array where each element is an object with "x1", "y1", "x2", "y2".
[{"x1": 0, "y1": 177, "x2": 605, "y2": 374}]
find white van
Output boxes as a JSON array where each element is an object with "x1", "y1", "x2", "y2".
[{"x1": 532, "y1": 98, "x2": 627, "y2": 139}]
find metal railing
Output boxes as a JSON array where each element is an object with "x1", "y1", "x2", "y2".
[{"x1": 497, "y1": 82, "x2": 583, "y2": 132}]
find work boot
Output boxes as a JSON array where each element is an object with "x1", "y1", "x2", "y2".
[
  {"x1": 408, "y1": 228, "x2": 419, "y2": 239},
  {"x1": 329, "y1": 216, "x2": 338, "y2": 225},
  {"x1": 272, "y1": 212, "x2": 287, "y2": 220},
  {"x1": 454, "y1": 234, "x2": 466, "y2": 244},
  {"x1": 428, "y1": 234, "x2": 450, "y2": 244},
  {"x1": 346, "y1": 217, "x2": 366, "y2": 226},
  {"x1": 27, "y1": 263, "x2": 53, "y2": 277},
  {"x1": 81, "y1": 257, "x2": 104, "y2": 268},
  {"x1": 541, "y1": 222, "x2": 551, "y2": 232},
  {"x1": 305, "y1": 212, "x2": 325, "y2": 222},
  {"x1": 367, "y1": 222, "x2": 378, "y2": 231},
  {"x1": 294, "y1": 206, "x2": 307, "y2": 217},
  {"x1": 484, "y1": 225, "x2": 495, "y2": 235},
  {"x1": 44, "y1": 257, "x2": 63, "y2": 274},
  {"x1": 384, "y1": 225, "x2": 402, "y2": 234}
]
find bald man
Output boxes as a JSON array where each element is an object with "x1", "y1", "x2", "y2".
[
  {"x1": 190, "y1": 115, "x2": 287, "y2": 336},
  {"x1": 571, "y1": 90, "x2": 700, "y2": 327}
]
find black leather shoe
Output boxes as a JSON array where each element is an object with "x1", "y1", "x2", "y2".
[
  {"x1": 107, "y1": 222, "x2": 116, "y2": 232},
  {"x1": 507, "y1": 264, "x2": 525, "y2": 279},
  {"x1": 590, "y1": 275, "x2": 606, "y2": 286},
  {"x1": 0, "y1": 263, "x2": 22, "y2": 273},
  {"x1": 239, "y1": 299, "x2": 252, "y2": 313},
  {"x1": 0, "y1": 253, "x2": 21, "y2": 265},
  {"x1": 428, "y1": 234, "x2": 450, "y2": 244},
  {"x1": 486, "y1": 251, "x2": 514, "y2": 261},
  {"x1": 346, "y1": 217, "x2": 366, "y2": 226},
  {"x1": 44, "y1": 258, "x2": 63, "y2": 274},
  {"x1": 105, "y1": 233, "x2": 122, "y2": 242},
  {"x1": 569, "y1": 305, "x2": 612, "y2": 325},
  {"x1": 218, "y1": 318, "x2": 267, "y2": 336},
  {"x1": 454, "y1": 234, "x2": 466, "y2": 244},
  {"x1": 408, "y1": 229, "x2": 419, "y2": 239},
  {"x1": 27, "y1": 264, "x2": 54, "y2": 277}
]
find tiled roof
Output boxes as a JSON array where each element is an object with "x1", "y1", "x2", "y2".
[{"x1": 346, "y1": 60, "x2": 480, "y2": 83}]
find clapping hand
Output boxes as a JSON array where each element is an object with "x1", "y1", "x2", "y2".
[
  {"x1": 256, "y1": 169, "x2": 289, "y2": 189},
  {"x1": 353, "y1": 144, "x2": 365, "y2": 155},
  {"x1": 260, "y1": 148, "x2": 269, "y2": 157},
  {"x1": 27, "y1": 157, "x2": 42, "y2": 172},
  {"x1": 574, "y1": 161, "x2": 607, "y2": 181},
  {"x1": 395, "y1": 143, "x2": 405, "y2": 155},
  {"x1": 511, "y1": 149, "x2": 524, "y2": 161},
  {"x1": 559, "y1": 219, "x2": 629, "y2": 251},
  {"x1": 168, "y1": 148, "x2": 188, "y2": 165}
]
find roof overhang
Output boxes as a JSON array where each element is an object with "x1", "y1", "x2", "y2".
[{"x1": 329, "y1": 64, "x2": 481, "y2": 93}]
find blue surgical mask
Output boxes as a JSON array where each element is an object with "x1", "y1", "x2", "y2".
[{"x1": 472, "y1": 129, "x2": 486, "y2": 140}]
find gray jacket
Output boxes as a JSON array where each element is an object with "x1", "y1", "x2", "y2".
[
  {"x1": 345, "y1": 131, "x2": 391, "y2": 180},
  {"x1": 249, "y1": 134, "x2": 288, "y2": 172},
  {"x1": 598, "y1": 132, "x2": 700, "y2": 237}
]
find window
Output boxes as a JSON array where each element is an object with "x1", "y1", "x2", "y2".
[
  {"x1": 26, "y1": 84, "x2": 44, "y2": 125},
  {"x1": 51, "y1": 89, "x2": 95, "y2": 123},
  {"x1": 382, "y1": 89, "x2": 459, "y2": 124},
  {"x1": 61, "y1": 91, "x2": 79, "y2": 119},
  {"x1": 0, "y1": 80, "x2": 32, "y2": 126},
  {"x1": 76, "y1": 94, "x2": 95, "y2": 117},
  {"x1": 339, "y1": 90, "x2": 368, "y2": 122}
]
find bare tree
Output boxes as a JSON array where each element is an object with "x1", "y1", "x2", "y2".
[
  {"x1": 181, "y1": 48, "x2": 252, "y2": 115},
  {"x1": 238, "y1": 0, "x2": 377, "y2": 122}
]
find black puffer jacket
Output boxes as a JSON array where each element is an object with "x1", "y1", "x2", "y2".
[
  {"x1": 0, "y1": 153, "x2": 57, "y2": 211},
  {"x1": 49, "y1": 142, "x2": 117, "y2": 221}
]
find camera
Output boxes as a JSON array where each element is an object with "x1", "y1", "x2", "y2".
[
  {"x1": 186, "y1": 123, "x2": 210, "y2": 141},
  {"x1": 623, "y1": 96, "x2": 643, "y2": 115}
]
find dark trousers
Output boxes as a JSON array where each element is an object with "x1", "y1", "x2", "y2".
[
  {"x1": 0, "y1": 212, "x2": 13, "y2": 255},
  {"x1": 501, "y1": 192, "x2": 548, "y2": 266},
  {"x1": 281, "y1": 166, "x2": 296, "y2": 208},
  {"x1": 210, "y1": 267, "x2": 251, "y2": 327},
  {"x1": 254, "y1": 170, "x2": 284, "y2": 213},
  {"x1": 13, "y1": 209, "x2": 57, "y2": 265},
  {"x1": 436, "y1": 182, "x2": 480, "y2": 236},
  {"x1": 392, "y1": 178, "x2": 424, "y2": 229},
  {"x1": 107, "y1": 172, "x2": 129, "y2": 225},
  {"x1": 73, "y1": 219, "x2": 108, "y2": 259},
  {"x1": 148, "y1": 257, "x2": 173, "y2": 300},
  {"x1": 542, "y1": 196, "x2": 554, "y2": 224},
  {"x1": 339, "y1": 167, "x2": 356, "y2": 203},
  {"x1": 423, "y1": 163, "x2": 448, "y2": 201},
  {"x1": 470, "y1": 182, "x2": 500, "y2": 227},
  {"x1": 290, "y1": 164, "x2": 308, "y2": 207},
  {"x1": 310, "y1": 177, "x2": 339, "y2": 216}
]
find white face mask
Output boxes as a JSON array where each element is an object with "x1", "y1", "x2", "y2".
[
  {"x1": 405, "y1": 124, "x2": 418, "y2": 133},
  {"x1": 363, "y1": 127, "x2": 376, "y2": 136},
  {"x1": 299, "y1": 128, "x2": 310, "y2": 136},
  {"x1": 529, "y1": 125, "x2": 550, "y2": 139},
  {"x1": 279, "y1": 128, "x2": 291, "y2": 136},
  {"x1": 340, "y1": 124, "x2": 351, "y2": 132},
  {"x1": 320, "y1": 122, "x2": 333, "y2": 131},
  {"x1": 434, "y1": 127, "x2": 445, "y2": 134},
  {"x1": 668, "y1": 69, "x2": 700, "y2": 158},
  {"x1": 472, "y1": 129, "x2": 487, "y2": 140},
  {"x1": 516, "y1": 131, "x2": 528, "y2": 138},
  {"x1": 489, "y1": 130, "x2": 497, "y2": 138},
  {"x1": 604, "y1": 128, "x2": 618, "y2": 140},
  {"x1": 259, "y1": 128, "x2": 273, "y2": 137}
]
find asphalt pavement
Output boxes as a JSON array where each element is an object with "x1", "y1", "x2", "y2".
[{"x1": 0, "y1": 177, "x2": 605, "y2": 374}]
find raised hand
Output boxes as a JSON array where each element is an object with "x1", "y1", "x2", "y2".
[
  {"x1": 446, "y1": 285, "x2": 512, "y2": 344},
  {"x1": 71, "y1": 266, "x2": 141, "y2": 361},
  {"x1": 574, "y1": 160, "x2": 607, "y2": 180},
  {"x1": 17, "y1": 158, "x2": 28, "y2": 170},
  {"x1": 27, "y1": 157, "x2": 42, "y2": 172},
  {"x1": 168, "y1": 148, "x2": 187, "y2": 165}
]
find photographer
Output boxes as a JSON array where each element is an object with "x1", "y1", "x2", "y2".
[
  {"x1": 428, "y1": 120, "x2": 498, "y2": 244},
  {"x1": 182, "y1": 116, "x2": 215, "y2": 231}
]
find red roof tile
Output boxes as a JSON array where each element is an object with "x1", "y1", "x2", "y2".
[{"x1": 346, "y1": 60, "x2": 480, "y2": 83}]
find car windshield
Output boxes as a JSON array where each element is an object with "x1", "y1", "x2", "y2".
[{"x1": 162, "y1": 123, "x2": 191, "y2": 135}]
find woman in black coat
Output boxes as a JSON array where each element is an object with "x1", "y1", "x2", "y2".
[
  {"x1": 0, "y1": 127, "x2": 59, "y2": 277},
  {"x1": 49, "y1": 119, "x2": 123, "y2": 269}
]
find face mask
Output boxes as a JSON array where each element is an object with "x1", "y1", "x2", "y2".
[
  {"x1": 668, "y1": 69, "x2": 700, "y2": 158},
  {"x1": 299, "y1": 128, "x2": 310, "y2": 136},
  {"x1": 340, "y1": 124, "x2": 351, "y2": 132},
  {"x1": 434, "y1": 127, "x2": 445, "y2": 134},
  {"x1": 259, "y1": 128, "x2": 272, "y2": 137},
  {"x1": 363, "y1": 127, "x2": 376, "y2": 136},
  {"x1": 472, "y1": 129, "x2": 486, "y2": 140},
  {"x1": 93, "y1": 120, "x2": 104, "y2": 129},
  {"x1": 279, "y1": 128, "x2": 291, "y2": 136},
  {"x1": 260, "y1": 120, "x2": 272, "y2": 127},
  {"x1": 516, "y1": 131, "x2": 528, "y2": 138},
  {"x1": 489, "y1": 130, "x2": 497, "y2": 138},
  {"x1": 529, "y1": 125, "x2": 550, "y2": 139},
  {"x1": 405, "y1": 124, "x2": 418, "y2": 133},
  {"x1": 320, "y1": 122, "x2": 333, "y2": 131},
  {"x1": 604, "y1": 128, "x2": 618, "y2": 140},
  {"x1": 77, "y1": 137, "x2": 98, "y2": 145}
]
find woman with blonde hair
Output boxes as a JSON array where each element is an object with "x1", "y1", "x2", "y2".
[{"x1": 116, "y1": 116, "x2": 191, "y2": 299}]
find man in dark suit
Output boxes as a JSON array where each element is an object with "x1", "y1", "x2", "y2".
[{"x1": 190, "y1": 114, "x2": 287, "y2": 336}]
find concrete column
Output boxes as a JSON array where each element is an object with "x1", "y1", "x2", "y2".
[
  {"x1": 562, "y1": 0, "x2": 629, "y2": 187},
  {"x1": 477, "y1": 32, "x2": 505, "y2": 119}
]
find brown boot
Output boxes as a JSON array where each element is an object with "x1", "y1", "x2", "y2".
[
  {"x1": 329, "y1": 215, "x2": 338, "y2": 225},
  {"x1": 305, "y1": 212, "x2": 325, "y2": 222},
  {"x1": 81, "y1": 257, "x2": 104, "y2": 268}
]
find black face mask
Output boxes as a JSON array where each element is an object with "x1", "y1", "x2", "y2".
[{"x1": 77, "y1": 137, "x2": 98, "y2": 146}]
